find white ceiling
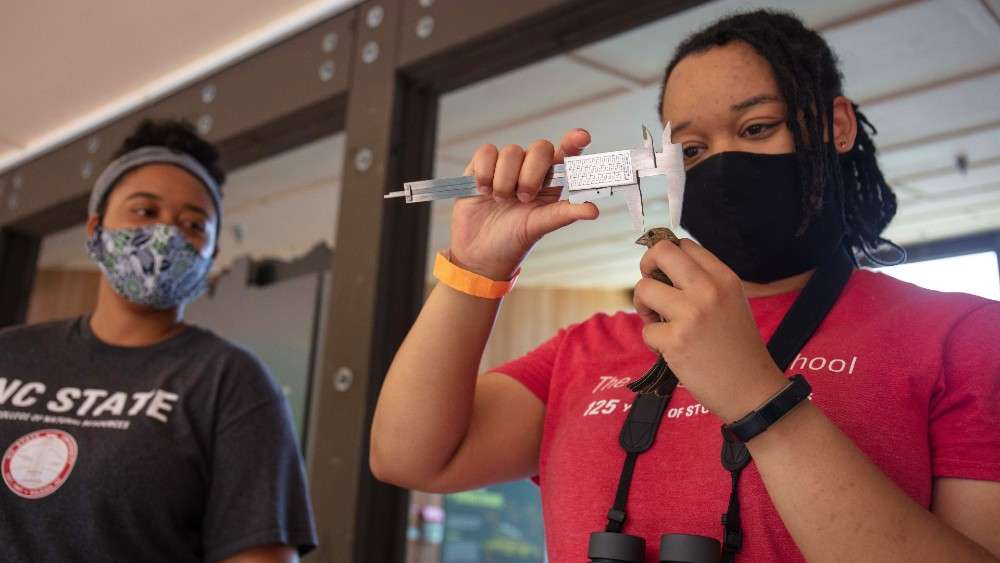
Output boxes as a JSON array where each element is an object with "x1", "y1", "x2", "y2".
[
  {"x1": 28, "y1": 0, "x2": 1000, "y2": 291},
  {"x1": 0, "y1": 0, "x2": 357, "y2": 171}
]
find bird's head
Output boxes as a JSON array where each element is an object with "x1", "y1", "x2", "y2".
[{"x1": 635, "y1": 227, "x2": 679, "y2": 249}]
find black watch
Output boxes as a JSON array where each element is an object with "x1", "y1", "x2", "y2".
[{"x1": 722, "y1": 374, "x2": 812, "y2": 443}]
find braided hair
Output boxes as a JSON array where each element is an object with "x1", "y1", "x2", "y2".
[{"x1": 659, "y1": 9, "x2": 903, "y2": 264}]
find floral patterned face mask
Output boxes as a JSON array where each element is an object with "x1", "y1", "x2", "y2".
[{"x1": 86, "y1": 223, "x2": 212, "y2": 310}]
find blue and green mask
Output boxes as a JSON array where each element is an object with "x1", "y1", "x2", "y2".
[{"x1": 86, "y1": 223, "x2": 212, "y2": 310}]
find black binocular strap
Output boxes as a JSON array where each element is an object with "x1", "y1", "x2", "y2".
[
  {"x1": 720, "y1": 246, "x2": 854, "y2": 562},
  {"x1": 606, "y1": 365, "x2": 677, "y2": 533},
  {"x1": 606, "y1": 246, "x2": 855, "y2": 559}
]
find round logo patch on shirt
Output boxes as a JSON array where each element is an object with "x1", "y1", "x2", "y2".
[{"x1": 2, "y1": 429, "x2": 78, "y2": 499}]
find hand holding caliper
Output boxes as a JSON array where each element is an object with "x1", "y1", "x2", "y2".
[{"x1": 386, "y1": 124, "x2": 686, "y2": 232}]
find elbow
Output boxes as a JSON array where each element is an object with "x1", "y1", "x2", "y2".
[
  {"x1": 368, "y1": 434, "x2": 421, "y2": 489},
  {"x1": 368, "y1": 433, "x2": 398, "y2": 485},
  {"x1": 369, "y1": 436, "x2": 455, "y2": 493},
  {"x1": 369, "y1": 450, "x2": 395, "y2": 486}
]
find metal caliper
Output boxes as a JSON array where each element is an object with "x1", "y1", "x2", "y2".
[{"x1": 385, "y1": 123, "x2": 686, "y2": 231}]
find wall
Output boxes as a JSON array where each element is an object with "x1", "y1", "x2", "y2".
[
  {"x1": 26, "y1": 269, "x2": 100, "y2": 324},
  {"x1": 480, "y1": 285, "x2": 633, "y2": 371}
]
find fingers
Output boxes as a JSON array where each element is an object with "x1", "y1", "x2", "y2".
[
  {"x1": 553, "y1": 128, "x2": 591, "y2": 163},
  {"x1": 524, "y1": 201, "x2": 599, "y2": 241},
  {"x1": 468, "y1": 128, "x2": 588, "y2": 203},
  {"x1": 633, "y1": 277, "x2": 685, "y2": 325},
  {"x1": 516, "y1": 140, "x2": 555, "y2": 203},
  {"x1": 639, "y1": 240, "x2": 710, "y2": 290},
  {"x1": 492, "y1": 144, "x2": 526, "y2": 201},
  {"x1": 677, "y1": 239, "x2": 740, "y2": 286},
  {"x1": 471, "y1": 144, "x2": 499, "y2": 196}
]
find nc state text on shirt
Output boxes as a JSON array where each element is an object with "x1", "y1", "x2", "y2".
[{"x1": 0, "y1": 378, "x2": 178, "y2": 423}]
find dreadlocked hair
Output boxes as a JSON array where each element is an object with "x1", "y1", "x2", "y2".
[{"x1": 659, "y1": 9, "x2": 903, "y2": 264}]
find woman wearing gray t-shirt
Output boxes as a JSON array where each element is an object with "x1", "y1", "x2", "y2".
[{"x1": 0, "y1": 119, "x2": 317, "y2": 563}]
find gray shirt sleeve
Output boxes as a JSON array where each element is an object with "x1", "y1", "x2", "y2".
[{"x1": 200, "y1": 350, "x2": 318, "y2": 562}]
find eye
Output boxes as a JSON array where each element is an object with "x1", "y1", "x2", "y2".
[
  {"x1": 741, "y1": 122, "x2": 779, "y2": 138},
  {"x1": 132, "y1": 206, "x2": 156, "y2": 218},
  {"x1": 682, "y1": 145, "x2": 703, "y2": 159},
  {"x1": 183, "y1": 221, "x2": 206, "y2": 233}
]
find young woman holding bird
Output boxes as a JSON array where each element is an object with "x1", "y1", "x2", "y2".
[{"x1": 371, "y1": 10, "x2": 1000, "y2": 562}]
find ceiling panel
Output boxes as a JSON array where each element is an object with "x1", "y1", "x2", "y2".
[
  {"x1": 438, "y1": 84, "x2": 664, "y2": 166},
  {"x1": 886, "y1": 206, "x2": 1000, "y2": 245},
  {"x1": 437, "y1": 56, "x2": 632, "y2": 146},
  {"x1": 0, "y1": 1, "x2": 344, "y2": 146},
  {"x1": 903, "y1": 161, "x2": 1000, "y2": 195},
  {"x1": 892, "y1": 185, "x2": 920, "y2": 202},
  {"x1": 893, "y1": 182, "x2": 1000, "y2": 222},
  {"x1": 570, "y1": 0, "x2": 901, "y2": 83},
  {"x1": 858, "y1": 72, "x2": 1000, "y2": 147},
  {"x1": 0, "y1": 0, "x2": 357, "y2": 175},
  {"x1": 829, "y1": 0, "x2": 1000, "y2": 101},
  {"x1": 878, "y1": 125, "x2": 1000, "y2": 180}
]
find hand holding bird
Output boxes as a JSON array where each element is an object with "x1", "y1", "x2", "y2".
[{"x1": 628, "y1": 227, "x2": 682, "y2": 395}]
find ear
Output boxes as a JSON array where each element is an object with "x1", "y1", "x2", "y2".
[
  {"x1": 831, "y1": 96, "x2": 858, "y2": 155},
  {"x1": 86, "y1": 214, "x2": 100, "y2": 238}
]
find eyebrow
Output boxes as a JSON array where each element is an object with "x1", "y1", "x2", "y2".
[
  {"x1": 730, "y1": 94, "x2": 781, "y2": 112},
  {"x1": 668, "y1": 94, "x2": 782, "y2": 134},
  {"x1": 124, "y1": 192, "x2": 163, "y2": 203},
  {"x1": 182, "y1": 204, "x2": 210, "y2": 218},
  {"x1": 124, "y1": 191, "x2": 210, "y2": 218}
]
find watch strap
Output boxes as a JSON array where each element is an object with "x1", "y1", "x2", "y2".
[{"x1": 722, "y1": 374, "x2": 811, "y2": 443}]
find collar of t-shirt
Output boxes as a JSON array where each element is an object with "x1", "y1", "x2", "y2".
[{"x1": 76, "y1": 315, "x2": 202, "y2": 356}]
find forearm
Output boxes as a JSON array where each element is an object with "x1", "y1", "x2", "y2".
[
  {"x1": 370, "y1": 282, "x2": 500, "y2": 485},
  {"x1": 747, "y1": 401, "x2": 998, "y2": 562}
]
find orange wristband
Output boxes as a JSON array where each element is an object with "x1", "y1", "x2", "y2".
[{"x1": 433, "y1": 251, "x2": 519, "y2": 299}]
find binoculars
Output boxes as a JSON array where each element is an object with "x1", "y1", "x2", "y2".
[{"x1": 589, "y1": 531, "x2": 721, "y2": 563}]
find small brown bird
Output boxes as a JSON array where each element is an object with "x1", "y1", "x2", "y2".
[
  {"x1": 635, "y1": 227, "x2": 680, "y2": 286},
  {"x1": 629, "y1": 227, "x2": 681, "y2": 395}
]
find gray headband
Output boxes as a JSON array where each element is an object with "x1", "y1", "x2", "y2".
[{"x1": 88, "y1": 146, "x2": 223, "y2": 225}]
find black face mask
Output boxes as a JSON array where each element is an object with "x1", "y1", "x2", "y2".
[{"x1": 680, "y1": 151, "x2": 845, "y2": 284}]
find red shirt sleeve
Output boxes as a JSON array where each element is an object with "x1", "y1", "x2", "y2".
[
  {"x1": 490, "y1": 325, "x2": 573, "y2": 405},
  {"x1": 930, "y1": 301, "x2": 1000, "y2": 481}
]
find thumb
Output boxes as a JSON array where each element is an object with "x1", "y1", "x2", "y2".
[
  {"x1": 553, "y1": 128, "x2": 591, "y2": 164},
  {"x1": 526, "y1": 201, "x2": 599, "y2": 239}
]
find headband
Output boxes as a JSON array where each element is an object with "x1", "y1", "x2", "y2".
[{"x1": 88, "y1": 146, "x2": 223, "y2": 226}]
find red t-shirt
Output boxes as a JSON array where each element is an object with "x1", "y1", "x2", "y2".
[{"x1": 494, "y1": 269, "x2": 1000, "y2": 562}]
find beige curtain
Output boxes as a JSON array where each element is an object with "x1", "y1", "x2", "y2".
[{"x1": 481, "y1": 285, "x2": 633, "y2": 372}]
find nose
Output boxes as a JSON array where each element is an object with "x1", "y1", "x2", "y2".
[{"x1": 702, "y1": 136, "x2": 741, "y2": 161}]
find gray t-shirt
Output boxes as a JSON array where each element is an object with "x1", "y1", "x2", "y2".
[{"x1": 0, "y1": 317, "x2": 317, "y2": 562}]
